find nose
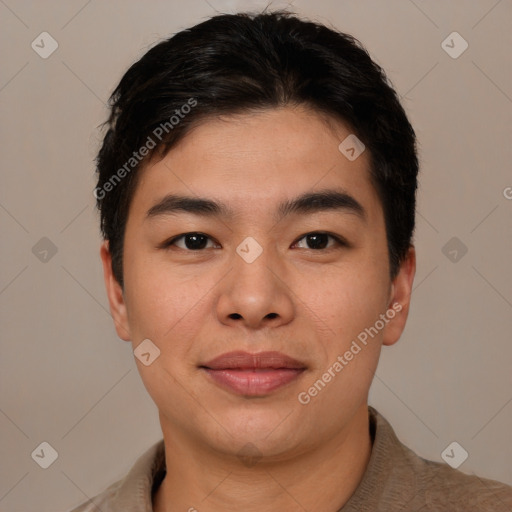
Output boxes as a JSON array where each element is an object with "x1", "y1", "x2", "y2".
[{"x1": 215, "y1": 242, "x2": 294, "y2": 330}]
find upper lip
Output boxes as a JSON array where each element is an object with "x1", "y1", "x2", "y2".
[{"x1": 200, "y1": 351, "x2": 307, "y2": 370}]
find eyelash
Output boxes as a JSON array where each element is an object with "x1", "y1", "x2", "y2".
[{"x1": 161, "y1": 232, "x2": 349, "y2": 252}]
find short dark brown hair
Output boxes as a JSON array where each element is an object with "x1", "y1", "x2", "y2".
[{"x1": 95, "y1": 10, "x2": 419, "y2": 287}]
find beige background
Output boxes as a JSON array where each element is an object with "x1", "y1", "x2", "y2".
[{"x1": 1, "y1": 1, "x2": 511, "y2": 510}]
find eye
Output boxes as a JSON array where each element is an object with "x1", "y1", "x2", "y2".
[
  {"x1": 162, "y1": 231, "x2": 348, "y2": 252},
  {"x1": 292, "y1": 232, "x2": 347, "y2": 251},
  {"x1": 163, "y1": 232, "x2": 219, "y2": 251}
]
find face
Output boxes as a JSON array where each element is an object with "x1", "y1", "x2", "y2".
[{"x1": 102, "y1": 106, "x2": 415, "y2": 460}]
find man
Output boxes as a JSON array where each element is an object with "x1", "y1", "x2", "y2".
[{"x1": 71, "y1": 10, "x2": 512, "y2": 512}]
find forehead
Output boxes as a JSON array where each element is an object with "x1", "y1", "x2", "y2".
[{"x1": 130, "y1": 106, "x2": 382, "y2": 222}]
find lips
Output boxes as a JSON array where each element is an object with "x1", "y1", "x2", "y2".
[
  {"x1": 201, "y1": 351, "x2": 306, "y2": 370},
  {"x1": 200, "y1": 351, "x2": 307, "y2": 396}
]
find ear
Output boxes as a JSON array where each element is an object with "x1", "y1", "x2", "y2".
[
  {"x1": 100, "y1": 240, "x2": 131, "y2": 342},
  {"x1": 382, "y1": 245, "x2": 416, "y2": 347}
]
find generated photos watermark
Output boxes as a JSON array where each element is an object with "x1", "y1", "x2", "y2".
[
  {"x1": 298, "y1": 302, "x2": 402, "y2": 405},
  {"x1": 93, "y1": 97, "x2": 198, "y2": 200}
]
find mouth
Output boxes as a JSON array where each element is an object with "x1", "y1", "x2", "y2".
[{"x1": 199, "y1": 351, "x2": 307, "y2": 396}]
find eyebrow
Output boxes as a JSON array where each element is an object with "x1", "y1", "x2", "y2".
[{"x1": 146, "y1": 188, "x2": 366, "y2": 223}]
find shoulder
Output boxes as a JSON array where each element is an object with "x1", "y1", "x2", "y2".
[
  {"x1": 65, "y1": 439, "x2": 166, "y2": 512},
  {"x1": 359, "y1": 407, "x2": 512, "y2": 511},
  {"x1": 414, "y1": 456, "x2": 512, "y2": 511},
  {"x1": 67, "y1": 478, "x2": 122, "y2": 512},
  {"x1": 388, "y1": 430, "x2": 512, "y2": 510}
]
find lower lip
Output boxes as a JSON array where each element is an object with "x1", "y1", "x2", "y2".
[{"x1": 202, "y1": 368, "x2": 305, "y2": 396}]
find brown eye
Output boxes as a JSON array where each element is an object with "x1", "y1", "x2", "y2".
[
  {"x1": 165, "y1": 233, "x2": 217, "y2": 251},
  {"x1": 293, "y1": 232, "x2": 347, "y2": 250}
]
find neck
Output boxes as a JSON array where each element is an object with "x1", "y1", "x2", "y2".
[{"x1": 153, "y1": 404, "x2": 372, "y2": 512}]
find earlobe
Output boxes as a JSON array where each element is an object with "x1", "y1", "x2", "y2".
[
  {"x1": 382, "y1": 245, "x2": 416, "y2": 347},
  {"x1": 100, "y1": 241, "x2": 131, "y2": 342}
]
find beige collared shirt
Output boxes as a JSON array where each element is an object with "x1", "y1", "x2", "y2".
[{"x1": 68, "y1": 406, "x2": 512, "y2": 511}]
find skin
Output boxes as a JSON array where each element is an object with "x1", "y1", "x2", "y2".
[{"x1": 101, "y1": 105, "x2": 416, "y2": 511}]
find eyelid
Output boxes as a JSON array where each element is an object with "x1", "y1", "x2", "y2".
[
  {"x1": 292, "y1": 232, "x2": 349, "y2": 249},
  {"x1": 161, "y1": 231, "x2": 349, "y2": 251},
  {"x1": 161, "y1": 232, "x2": 218, "y2": 250}
]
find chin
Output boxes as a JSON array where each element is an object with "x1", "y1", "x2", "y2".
[{"x1": 204, "y1": 407, "x2": 308, "y2": 456}]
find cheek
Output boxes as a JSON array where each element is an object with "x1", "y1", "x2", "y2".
[
  {"x1": 307, "y1": 262, "x2": 389, "y2": 338},
  {"x1": 122, "y1": 254, "x2": 209, "y2": 344}
]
